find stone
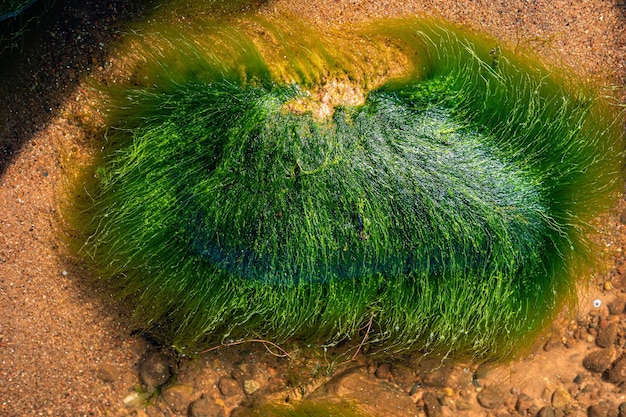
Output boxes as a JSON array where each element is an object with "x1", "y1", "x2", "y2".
[
  {"x1": 477, "y1": 385, "x2": 506, "y2": 409},
  {"x1": 218, "y1": 376, "x2": 243, "y2": 397},
  {"x1": 619, "y1": 402, "x2": 626, "y2": 417},
  {"x1": 583, "y1": 348, "x2": 616, "y2": 373},
  {"x1": 588, "y1": 404, "x2": 618, "y2": 417},
  {"x1": 516, "y1": 393, "x2": 534, "y2": 414},
  {"x1": 608, "y1": 298, "x2": 626, "y2": 315},
  {"x1": 189, "y1": 396, "x2": 225, "y2": 417},
  {"x1": 375, "y1": 363, "x2": 393, "y2": 380},
  {"x1": 455, "y1": 398, "x2": 473, "y2": 411},
  {"x1": 96, "y1": 364, "x2": 119, "y2": 382},
  {"x1": 537, "y1": 406, "x2": 556, "y2": 417},
  {"x1": 551, "y1": 387, "x2": 571, "y2": 408},
  {"x1": 161, "y1": 384, "x2": 194, "y2": 413},
  {"x1": 392, "y1": 364, "x2": 416, "y2": 391},
  {"x1": 422, "y1": 366, "x2": 454, "y2": 388},
  {"x1": 139, "y1": 352, "x2": 172, "y2": 389},
  {"x1": 243, "y1": 379, "x2": 261, "y2": 395},
  {"x1": 422, "y1": 392, "x2": 443, "y2": 417},
  {"x1": 311, "y1": 367, "x2": 419, "y2": 417},
  {"x1": 597, "y1": 324, "x2": 619, "y2": 348},
  {"x1": 607, "y1": 354, "x2": 626, "y2": 384}
]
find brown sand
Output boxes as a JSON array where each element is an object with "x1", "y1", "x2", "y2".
[{"x1": 0, "y1": 0, "x2": 624, "y2": 416}]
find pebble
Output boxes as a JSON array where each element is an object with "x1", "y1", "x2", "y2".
[
  {"x1": 608, "y1": 298, "x2": 626, "y2": 315},
  {"x1": 477, "y1": 385, "x2": 506, "y2": 409},
  {"x1": 122, "y1": 391, "x2": 151, "y2": 408},
  {"x1": 243, "y1": 379, "x2": 260, "y2": 395},
  {"x1": 597, "y1": 324, "x2": 619, "y2": 348},
  {"x1": 161, "y1": 384, "x2": 194, "y2": 413},
  {"x1": 619, "y1": 403, "x2": 626, "y2": 417},
  {"x1": 607, "y1": 354, "x2": 626, "y2": 385},
  {"x1": 537, "y1": 406, "x2": 556, "y2": 417},
  {"x1": 422, "y1": 366, "x2": 453, "y2": 388},
  {"x1": 218, "y1": 376, "x2": 243, "y2": 397},
  {"x1": 96, "y1": 364, "x2": 119, "y2": 382},
  {"x1": 516, "y1": 393, "x2": 534, "y2": 414},
  {"x1": 189, "y1": 396, "x2": 225, "y2": 417},
  {"x1": 422, "y1": 391, "x2": 443, "y2": 417},
  {"x1": 375, "y1": 363, "x2": 393, "y2": 380},
  {"x1": 551, "y1": 387, "x2": 571, "y2": 408},
  {"x1": 583, "y1": 347, "x2": 616, "y2": 373},
  {"x1": 588, "y1": 404, "x2": 617, "y2": 417},
  {"x1": 139, "y1": 351, "x2": 172, "y2": 390}
]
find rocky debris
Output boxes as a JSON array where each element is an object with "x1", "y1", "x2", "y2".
[
  {"x1": 588, "y1": 404, "x2": 618, "y2": 417},
  {"x1": 552, "y1": 387, "x2": 572, "y2": 409},
  {"x1": 243, "y1": 379, "x2": 261, "y2": 395},
  {"x1": 218, "y1": 376, "x2": 243, "y2": 397},
  {"x1": 422, "y1": 391, "x2": 443, "y2": 417},
  {"x1": 96, "y1": 364, "x2": 119, "y2": 382},
  {"x1": 421, "y1": 365, "x2": 454, "y2": 388},
  {"x1": 139, "y1": 351, "x2": 173, "y2": 390},
  {"x1": 608, "y1": 298, "x2": 626, "y2": 316},
  {"x1": 516, "y1": 393, "x2": 535, "y2": 414},
  {"x1": 583, "y1": 347, "x2": 616, "y2": 373},
  {"x1": 189, "y1": 395, "x2": 226, "y2": 417},
  {"x1": 597, "y1": 323, "x2": 619, "y2": 348},
  {"x1": 310, "y1": 367, "x2": 419, "y2": 417},
  {"x1": 537, "y1": 406, "x2": 556, "y2": 417},
  {"x1": 607, "y1": 354, "x2": 626, "y2": 385},
  {"x1": 161, "y1": 384, "x2": 194, "y2": 413},
  {"x1": 476, "y1": 385, "x2": 507, "y2": 409},
  {"x1": 375, "y1": 362, "x2": 393, "y2": 380}
]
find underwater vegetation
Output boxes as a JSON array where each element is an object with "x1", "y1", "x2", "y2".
[
  {"x1": 68, "y1": 12, "x2": 624, "y2": 359},
  {"x1": 0, "y1": 0, "x2": 38, "y2": 22}
]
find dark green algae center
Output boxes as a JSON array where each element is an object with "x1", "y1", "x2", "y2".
[{"x1": 184, "y1": 80, "x2": 548, "y2": 285}]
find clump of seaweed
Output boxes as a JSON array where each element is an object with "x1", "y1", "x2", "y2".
[{"x1": 67, "y1": 14, "x2": 624, "y2": 359}]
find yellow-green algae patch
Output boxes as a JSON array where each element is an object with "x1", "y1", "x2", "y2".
[{"x1": 66, "y1": 10, "x2": 624, "y2": 359}]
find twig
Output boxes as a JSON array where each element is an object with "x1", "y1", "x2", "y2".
[
  {"x1": 338, "y1": 311, "x2": 375, "y2": 366},
  {"x1": 198, "y1": 338, "x2": 293, "y2": 359}
]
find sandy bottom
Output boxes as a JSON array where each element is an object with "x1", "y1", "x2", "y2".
[{"x1": 0, "y1": 0, "x2": 625, "y2": 416}]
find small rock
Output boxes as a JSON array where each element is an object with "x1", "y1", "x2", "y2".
[
  {"x1": 161, "y1": 384, "x2": 194, "y2": 413},
  {"x1": 477, "y1": 385, "x2": 506, "y2": 409},
  {"x1": 619, "y1": 402, "x2": 626, "y2": 417},
  {"x1": 218, "y1": 376, "x2": 243, "y2": 397},
  {"x1": 455, "y1": 398, "x2": 473, "y2": 411},
  {"x1": 189, "y1": 396, "x2": 225, "y2": 417},
  {"x1": 608, "y1": 354, "x2": 626, "y2": 384},
  {"x1": 375, "y1": 363, "x2": 393, "y2": 380},
  {"x1": 243, "y1": 379, "x2": 260, "y2": 395},
  {"x1": 516, "y1": 393, "x2": 534, "y2": 414},
  {"x1": 422, "y1": 392, "x2": 443, "y2": 417},
  {"x1": 597, "y1": 324, "x2": 619, "y2": 348},
  {"x1": 619, "y1": 208, "x2": 626, "y2": 225},
  {"x1": 537, "y1": 406, "x2": 556, "y2": 417},
  {"x1": 608, "y1": 298, "x2": 626, "y2": 315},
  {"x1": 122, "y1": 391, "x2": 152, "y2": 408},
  {"x1": 551, "y1": 387, "x2": 571, "y2": 408},
  {"x1": 588, "y1": 404, "x2": 617, "y2": 417},
  {"x1": 583, "y1": 348, "x2": 616, "y2": 373},
  {"x1": 310, "y1": 367, "x2": 416, "y2": 417},
  {"x1": 422, "y1": 366, "x2": 454, "y2": 388},
  {"x1": 139, "y1": 352, "x2": 172, "y2": 389},
  {"x1": 96, "y1": 364, "x2": 119, "y2": 382}
]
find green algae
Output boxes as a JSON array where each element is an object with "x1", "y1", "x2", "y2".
[{"x1": 67, "y1": 14, "x2": 624, "y2": 359}]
